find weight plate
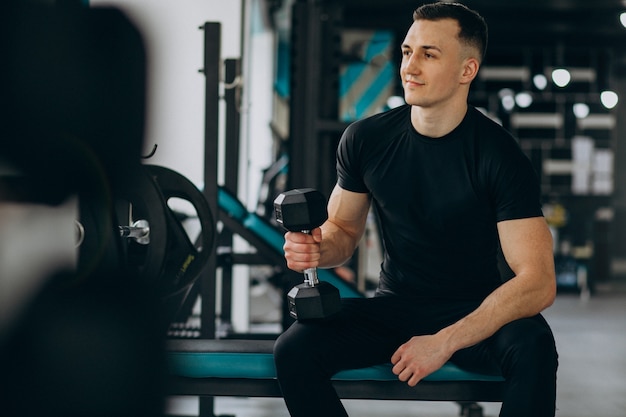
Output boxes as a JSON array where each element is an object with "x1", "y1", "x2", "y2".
[
  {"x1": 144, "y1": 165, "x2": 215, "y2": 299},
  {"x1": 115, "y1": 165, "x2": 169, "y2": 288}
]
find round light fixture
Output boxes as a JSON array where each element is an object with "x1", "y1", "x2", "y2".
[
  {"x1": 533, "y1": 74, "x2": 548, "y2": 90},
  {"x1": 600, "y1": 90, "x2": 619, "y2": 109},
  {"x1": 498, "y1": 88, "x2": 515, "y2": 111},
  {"x1": 515, "y1": 92, "x2": 533, "y2": 108},
  {"x1": 572, "y1": 103, "x2": 590, "y2": 119},
  {"x1": 551, "y1": 68, "x2": 571, "y2": 88}
]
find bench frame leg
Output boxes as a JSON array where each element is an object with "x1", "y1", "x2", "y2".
[
  {"x1": 458, "y1": 401, "x2": 485, "y2": 417},
  {"x1": 199, "y1": 397, "x2": 235, "y2": 417}
]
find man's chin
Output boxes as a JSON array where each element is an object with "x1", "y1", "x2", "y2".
[
  {"x1": 404, "y1": 97, "x2": 423, "y2": 107},
  {"x1": 403, "y1": 92, "x2": 422, "y2": 106}
]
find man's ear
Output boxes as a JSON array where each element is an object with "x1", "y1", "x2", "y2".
[{"x1": 461, "y1": 57, "x2": 480, "y2": 84}]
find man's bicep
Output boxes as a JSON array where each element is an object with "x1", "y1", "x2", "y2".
[
  {"x1": 326, "y1": 184, "x2": 371, "y2": 241},
  {"x1": 496, "y1": 217, "x2": 555, "y2": 278}
]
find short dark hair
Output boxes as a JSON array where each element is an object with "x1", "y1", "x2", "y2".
[{"x1": 413, "y1": 2, "x2": 488, "y2": 62}]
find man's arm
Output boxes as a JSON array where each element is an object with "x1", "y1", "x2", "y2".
[
  {"x1": 391, "y1": 216, "x2": 556, "y2": 386},
  {"x1": 282, "y1": 185, "x2": 371, "y2": 272}
]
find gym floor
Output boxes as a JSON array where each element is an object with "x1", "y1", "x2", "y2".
[{"x1": 166, "y1": 278, "x2": 626, "y2": 417}]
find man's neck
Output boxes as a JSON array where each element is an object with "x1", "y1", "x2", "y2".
[{"x1": 410, "y1": 101, "x2": 468, "y2": 138}]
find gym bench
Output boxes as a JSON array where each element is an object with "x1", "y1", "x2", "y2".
[{"x1": 165, "y1": 338, "x2": 505, "y2": 417}]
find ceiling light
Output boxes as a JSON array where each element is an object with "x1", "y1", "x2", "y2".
[
  {"x1": 533, "y1": 74, "x2": 548, "y2": 90},
  {"x1": 551, "y1": 68, "x2": 571, "y2": 88},
  {"x1": 620, "y1": 12, "x2": 626, "y2": 28},
  {"x1": 501, "y1": 95, "x2": 515, "y2": 112},
  {"x1": 515, "y1": 92, "x2": 533, "y2": 108},
  {"x1": 497, "y1": 88, "x2": 514, "y2": 99},
  {"x1": 600, "y1": 90, "x2": 619, "y2": 109},
  {"x1": 573, "y1": 103, "x2": 590, "y2": 119},
  {"x1": 498, "y1": 88, "x2": 515, "y2": 111}
]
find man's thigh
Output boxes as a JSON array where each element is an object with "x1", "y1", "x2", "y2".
[
  {"x1": 450, "y1": 314, "x2": 556, "y2": 376},
  {"x1": 279, "y1": 297, "x2": 401, "y2": 371},
  {"x1": 277, "y1": 296, "x2": 479, "y2": 375}
]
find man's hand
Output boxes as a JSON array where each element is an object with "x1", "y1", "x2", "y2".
[
  {"x1": 283, "y1": 228, "x2": 322, "y2": 273},
  {"x1": 390, "y1": 334, "x2": 453, "y2": 387}
]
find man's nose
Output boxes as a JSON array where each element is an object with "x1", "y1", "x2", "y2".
[{"x1": 403, "y1": 55, "x2": 420, "y2": 73}]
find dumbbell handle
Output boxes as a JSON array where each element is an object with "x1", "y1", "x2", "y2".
[
  {"x1": 302, "y1": 229, "x2": 320, "y2": 286},
  {"x1": 304, "y1": 267, "x2": 320, "y2": 286}
]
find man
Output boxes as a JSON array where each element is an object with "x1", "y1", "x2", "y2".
[{"x1": 274, "y1": 2, "x2": 558, "y2": 416}]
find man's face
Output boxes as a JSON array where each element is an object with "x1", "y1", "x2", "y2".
[{"x1": 400, "y1": 18, "x2": 472, "y2": 109}]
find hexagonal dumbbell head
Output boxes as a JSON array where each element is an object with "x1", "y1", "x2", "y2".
[
  {"x1": 287, "y1": 281, "x2": 341, "y2": 320},
  {"x1": 273, "y1": 188, "x2": 328, "y2": 232}
]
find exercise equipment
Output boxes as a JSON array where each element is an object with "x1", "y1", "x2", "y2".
[
  {"x1": 273, "y1": 188, "x2": 341, "y2": 320},
  {"x1": 166, "y1": 338, "x2": 504, "y2": 417},
  {"x1": 77, "y1": 164, "x2": 215, "y2": 321},
  {"x1": 171, "y1": 185, "x2": 361, "y2": 334},
  {"x1": 145, "y1": 165, "x2": 215, "y2": 298},
  {"x1": 119, "y1": 220, "x2": 150, "y2": 244},
  {"x1": 118, "y1": 165, "x2": 214, "y2": 313},
  {"x1": 0, "y1": 5, "x2": 167, "y2": 417},
  {"x1": 216, "y1": 186, "x2": 361, "y2": 298}
]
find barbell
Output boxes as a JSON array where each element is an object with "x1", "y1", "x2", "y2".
[{"x1": 76, "y1": 164, "x2": 215, "y2": 321}]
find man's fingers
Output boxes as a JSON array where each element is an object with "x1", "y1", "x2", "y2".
[
  {"x1": 396, "y1": 367, "x2": 410, "y2": 382},
  {"x1": 283, "y1": 230, "x2": 322, "y2": 272},
  {"x1": 310, "y1": 227, "x2": 322, "y2": 242},
  {"x1": 390, "y1": 351, "x2": 401, "y2": 367},
  {"x1": 407, "y1": 373, "x2": 422, "y2": 387},
  {"x1": 392, "y1": 356, "x2": 427, "y2": 386},
  {"x1": 391, "y1": 362, "x2": 402, "y2": 376},
  {"x1": 394, "y1": 366, "x2": 423, "y2": 386},
  {"x1": 390, "y1": 342, "x2": 408, "y2": 364}
]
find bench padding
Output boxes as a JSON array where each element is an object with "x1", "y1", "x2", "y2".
[{"x1": 166, "y1": 339, "x2": 505, "y2": 402}]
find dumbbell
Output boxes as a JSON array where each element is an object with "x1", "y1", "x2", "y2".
[{"x1": 274, "y1": 188, "x2": 341, "y2": 321}]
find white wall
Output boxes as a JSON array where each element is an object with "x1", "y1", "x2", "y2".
[
  {"x1": 90, "y1": 0, "x2": 243, "y2": 188},
  {"x1": 240, "y1": 0, "x2": 275, "y2": 209}
]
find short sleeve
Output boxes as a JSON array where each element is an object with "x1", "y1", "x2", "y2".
[
  {"x1": 489, "y1": 140, "x2": 543, "y2": 222},
  {"x1": 336, "y1": 122, "x2": 369, "y2": 193}
]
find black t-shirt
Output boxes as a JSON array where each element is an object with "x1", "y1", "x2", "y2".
[{"x1": 336, "y1": 105, "x2": 543, "y2": 301}]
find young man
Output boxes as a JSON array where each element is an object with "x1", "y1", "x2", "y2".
[{"x1": 274, "y1": 3, "x2": 558, "y2": 416}]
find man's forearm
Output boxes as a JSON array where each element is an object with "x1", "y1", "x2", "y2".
[
  {"x1": 317, "y1": 220, "x2": 361, "y2": 269},
  {"x1": 436, "y1": 272, "x2": 556, "y2": 356},
  {"x1": 435, "y1": 216, "x2": 558, "y2": 356}
]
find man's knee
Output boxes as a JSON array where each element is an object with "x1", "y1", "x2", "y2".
[
  {"x1": 274, "y1": 329, "x2": 298, "y2": 375},
  {"x1": 495, "y1": 317, "x2": 558, "y2": 416},
  {"x1": 274, "y1": 324, "x2": 320, "y2": 377},
  {"x1": 499, "y1": 316, "x2": 558, "y2": 377}
]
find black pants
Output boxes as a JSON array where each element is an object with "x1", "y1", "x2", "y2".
[{"x1": 274, "y1": 296, "x2": 558, "y2": 417}]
